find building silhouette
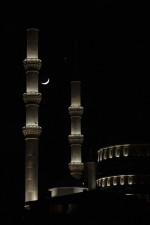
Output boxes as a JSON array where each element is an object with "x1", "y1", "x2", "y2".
[{"x1": 21, "y1": 28, "x2": 150, "y2": 225}]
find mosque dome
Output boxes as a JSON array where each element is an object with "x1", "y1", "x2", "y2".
[{"x1": 48, "y1": 171, "x2": 87, "y2": 198}]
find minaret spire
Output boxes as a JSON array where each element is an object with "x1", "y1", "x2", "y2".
[
  {"x1": 73, "y1": 41, "x2": 79, "y2": 78},
  {"x1": 22, "y1": 28, "x2": 42, "y2": 202},
  {"x1": 68, "y1": 81, "x2": 84, "y2": 179}
]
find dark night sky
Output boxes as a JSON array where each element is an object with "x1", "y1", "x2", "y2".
[{"x1": 1, "y1": 0, "x2": 150, "y2": 208}]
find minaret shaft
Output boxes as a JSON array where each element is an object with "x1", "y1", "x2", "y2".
[
  {"x1": 27, "y1": 29, "x2": 38, "y2": 59},
  {"x1": 71, "y1": 117, "x2": 81, "y2": 134},
  {"x1": 71, "y1": 81, "x2": 81, "y2": 106},
  {"x1": 26, "y1": 71, "x2": 39, "y2": 92},
  {"x1": 68, "y1": 81, "x2": 84, "y2": 179},
  {"x1": 25, "y1": 139, "x2": 38, "y2": 201},
  {"x1": 26, "y1": 105, "x2": 39, "y2": 126},
  {"x1": 22, "y1": 28, "x2": 42, "y2": 202},
  {"x1": 71, "y1": 145, "x2": 81, "y2": 162}
]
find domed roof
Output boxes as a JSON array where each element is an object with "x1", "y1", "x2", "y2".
[
  {"x1": 105, "y1": 122, "x2": 150, "y2": 147},
  {"x1": 51, "y1": 171, "x2": 84, "y2": 188}
]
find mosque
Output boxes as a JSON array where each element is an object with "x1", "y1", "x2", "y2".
[{"x1": 22, "y1": 28, "x2": 150, "y2": 224}]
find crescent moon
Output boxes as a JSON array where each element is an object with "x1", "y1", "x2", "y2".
[{"x1": 41, "y1": 78, "x2": 50, "y2": 85}]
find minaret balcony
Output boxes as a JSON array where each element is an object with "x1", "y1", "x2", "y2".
[
  {"x1": 68, "y1": 134, "x2": 84, "y2": 144},
  {"x1": 23, "y1": 92, "x2": 42, "y2": 105},
  {"x1": 68, "y1": 106, "x2": 83, "y2": 116},
  {"x1": 22, "y1": 125, "x2": 42, "y2": 138},
  {"x1": 68, "y1": 162, "x2": 84, "y2": 179},
  {"x1": 23, "y1": 58, "x2": 42, "y2": 71}
]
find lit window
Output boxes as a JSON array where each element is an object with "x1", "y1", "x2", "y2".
[
  {"x1": 109, "y1": 148, "x2": 113, "y2": 158},
  {"x1": 100, "y1": 150, "x2": 103, "y2": 161},
  {"x1": 123, "y1": 146, "x2": 128, "y2": 156},
  {"x1": 102, "y1": 179, "x2": 105, "y2": 187},
  {"x1": 115, "y1": 147, "x2": 120, "y2": 157},
  {"x1": 107, "y1": 178, "x2": 110, "y2": 186},
  {"x1": 104, "y1": 149, "x2": 107, "y2": 160},
  {"x1": 128, "y1": 176, "x2": 133, "y2": 185},
  {"x1": 120, "y1": 177, "x2": 125, "y2": 185},
  {"x1": 113, "y1": 177, "x2": 117, "y2": 186}
]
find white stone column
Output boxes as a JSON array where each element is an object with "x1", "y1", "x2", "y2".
[
  {"x1": 68, "y1": 81, "x2": 84, "y2": 179},
  {"x1": 22, "y1": 28, "x2": 42, "y2": 202},
  {"x1": 84, "y1": 162, "x2": 97, "y2": 191},
  {"x1": 27, "y1": 29, "x2": 38, "y2": 59}
]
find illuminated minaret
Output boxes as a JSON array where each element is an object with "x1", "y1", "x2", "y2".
[
  {"x1": 68, "y1": 81, "x2": 84, "y2": 179},
  {"x1": 22, "y1": 28, "x2": 42, "y2": 202}
]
